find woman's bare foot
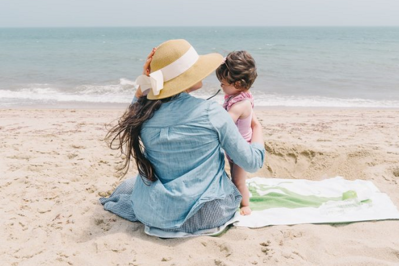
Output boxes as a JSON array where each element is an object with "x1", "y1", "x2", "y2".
[{"x1": 240, "y1": 206, "x2": 252, "y2": 215}]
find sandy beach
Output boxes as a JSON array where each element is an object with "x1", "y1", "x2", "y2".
[{"x1": 1, "y1": 107, "x2": 399, "y2": 266}]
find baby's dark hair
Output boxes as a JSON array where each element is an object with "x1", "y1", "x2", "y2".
[{"x1": 216, "y1": 51, "x2": 257, "y2": 90}]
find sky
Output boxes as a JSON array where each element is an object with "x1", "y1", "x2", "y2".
[{"x1": 1, "y1": 0, "x2": 399, "y2": 27}]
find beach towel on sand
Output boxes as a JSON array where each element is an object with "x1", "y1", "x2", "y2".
[{"x1": 147, "y1": 176, "x2": 399, "y2": 238}]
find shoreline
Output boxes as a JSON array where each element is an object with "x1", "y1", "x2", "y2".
[{"x1": 2, "y1": 102, "x2": 399, "y2": 111}]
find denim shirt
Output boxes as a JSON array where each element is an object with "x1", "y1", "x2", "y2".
[{"x1": 131, "y1": 93, "x2": 265, "y2": 229}]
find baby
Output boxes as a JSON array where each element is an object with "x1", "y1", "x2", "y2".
[{"x1": 216, "y1": 51, "x2": 258, "y2": 215}]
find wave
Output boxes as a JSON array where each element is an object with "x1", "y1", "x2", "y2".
[
  {"x1": 253, "y1": 94, "x2": 399, "y2": 108},
  {"x1": 0, "y1": 79, "x2": 137, "y2": 105},
  {"x1": 192, "y1": 91, "x2": 399, "y2": 108},
  {"x1": 1, "y1": 80, "x2": 399, "y2": 108}
]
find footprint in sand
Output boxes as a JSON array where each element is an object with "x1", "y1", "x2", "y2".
[
  {"x1": 71, "y1": 145, "x2": 86, "y2": 149},
  {"x1": 67, "y1": 153, "x2": 78, "y2": 159},
  {"x1": 260, "y1": 241, "x2": 275, "y2": 261},
  {"x1": 93, "y1": 218, "x2": 114, "y2": 231},
  {"x1": 393, "y1": 167, "x2": 399, "y2": 178},
  {"x1": 218, "y1": 243, "x2": 232, "y2": 257},
  {"x1": 214, "y1": 259, "x2": 226, "y2": 266}
]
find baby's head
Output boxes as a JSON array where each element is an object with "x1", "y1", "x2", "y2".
[{"x1": 216, "y1": 51, "x2": 257, "y2": 91}]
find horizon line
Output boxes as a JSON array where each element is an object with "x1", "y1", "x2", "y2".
[{"x1": 1, "y1": 25, "x2": 399, "y2": 29}]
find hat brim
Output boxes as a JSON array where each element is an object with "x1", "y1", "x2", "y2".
[{"x1": 147, "y1": 53, "x2": 224, "y2": 100}]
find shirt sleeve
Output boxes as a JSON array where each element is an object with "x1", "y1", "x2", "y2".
[{"x1": 207, "y1": 101, "x2": 265, "y2": 173}]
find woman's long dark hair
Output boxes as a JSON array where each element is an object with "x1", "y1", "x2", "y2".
[{"x1": 106, "y1": 95, "x2": 174, "y2": 183}]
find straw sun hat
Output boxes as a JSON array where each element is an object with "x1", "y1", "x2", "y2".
[{"x1": 136, "y1": 39, "x2": 224, "y2": 100}]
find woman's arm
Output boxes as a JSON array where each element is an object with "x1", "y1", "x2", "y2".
[
  {"x1": 133, "y1": 48, "x2": 157, "y2": 102},
  {"x1": 208, "y1": 102, "x2": 265, "y2": 173}
]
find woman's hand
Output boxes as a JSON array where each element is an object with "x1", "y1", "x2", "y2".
[
  {"x1": 251, "y1": 112, "x2": 264, "y2": 145},
  {"x1": 135, "y1": 48, "x2": 157, "y2": 98},
  {"x1": 143, "y1": 48, "x2": 156, "y2": 76}
]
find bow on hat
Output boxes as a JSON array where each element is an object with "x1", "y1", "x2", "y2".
[
  {"x1": 135, "y1": 70, "x2": 164, "y2": 96},
  {"x1": 135, "y1": 46, "x2": 199, "y2": 96}
]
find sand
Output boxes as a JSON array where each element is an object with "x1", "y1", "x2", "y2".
[{"x1": 1, "y1": 107, "x2": 399, "y2": 266}]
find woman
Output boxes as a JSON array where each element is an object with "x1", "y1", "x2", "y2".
[{"x1": 101, "y1": 39, "x2": 265, "y2": 237}]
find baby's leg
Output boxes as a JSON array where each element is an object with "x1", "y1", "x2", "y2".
[{"x1": 232, "y1": 163, "x2": 251, "y2": 215}]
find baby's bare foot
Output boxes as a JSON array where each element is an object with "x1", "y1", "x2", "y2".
[{"x1": 240, "y1": 206, "x2": 252, "y2": 216}]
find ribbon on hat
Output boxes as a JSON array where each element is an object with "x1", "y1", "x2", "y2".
[{"x1": 135, "y1": 46, "x2": 199, "y2": 96}]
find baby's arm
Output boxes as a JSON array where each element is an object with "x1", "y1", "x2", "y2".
[
  {"x1": 250, "y1": 112, "x2": 263, "y2": 145},
  {"x1": 227, "y1": 100, "x2": 252, "y2": 123}
]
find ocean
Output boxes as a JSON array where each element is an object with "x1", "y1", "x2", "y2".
[{"x1": 1, "y1": 27, "x2": 398, "y2": 108}]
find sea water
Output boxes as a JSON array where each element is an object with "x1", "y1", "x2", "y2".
[{"x1": 1, "y1": 27, "x2": 398, "y2": 108}]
